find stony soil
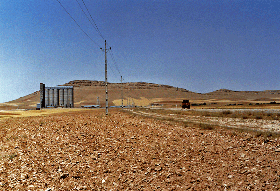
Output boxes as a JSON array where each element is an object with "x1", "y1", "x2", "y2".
[{"x1": 0, "y1": 109, "x2": 279, "y2": 190}]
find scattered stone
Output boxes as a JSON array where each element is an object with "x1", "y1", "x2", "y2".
[
  {"x1": 155, "y1": 166, "x2": 162, "y2": 171},
  {"x1": 0, "y1": 109, "x2": 279, "y2": 190},
  {"x1": 60, "y1": 173, "x2": 69, "y2": 179}
]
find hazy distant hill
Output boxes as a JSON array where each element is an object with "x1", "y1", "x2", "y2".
[{"x1": 1, "y1": 80, "x2": 280, "y2": 110}]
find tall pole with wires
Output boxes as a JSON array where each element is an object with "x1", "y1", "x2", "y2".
[
  {"x1": 105, "y1": 40, "x2": 109, "y2": 115},
  {"x1": 56, "y1": 0, "x2": 123, "y2": 114},
  {"x1": 121, "y1": 76, "x2": 123, "y2": 109},
  {"x1": 101, "y1": 40, "x2": 110, "y2": 115}
]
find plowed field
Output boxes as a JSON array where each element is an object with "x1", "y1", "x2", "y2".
[{"x1": 0, "y1": 109, "x2": 279, "y2": 190}]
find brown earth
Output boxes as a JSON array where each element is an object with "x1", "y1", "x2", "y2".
[
  {"x1": 1, "y1": 80, "x2": 280, "y2": 110},
  {"x1": 0, "y1": 109, "x2": 279, "y2": 190}
]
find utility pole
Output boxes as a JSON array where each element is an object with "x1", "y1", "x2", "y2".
[
  {"x1": 121, "y1": 76, "x2": 123, "y2": 109},
  {"x1": 105, "y1": 40, "x2": 108, "y2": 115},
  {"x1": 101, "y1": 40, "x2": 110, "y2": 115}
]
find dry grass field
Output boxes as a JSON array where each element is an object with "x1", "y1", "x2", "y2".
[
  {"x1": 0, "y1": 108, "x2": 279, "y2": 190},
  {"x1": 0, "y1": 109, "x2": 90, "y2": 120}
]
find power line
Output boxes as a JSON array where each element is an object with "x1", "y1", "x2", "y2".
[
  {"x1": 108, "y1": 61, "x2": 118, "y2": 79},
  {"x1": 72, "y1": 0, "x2": 121, "y2": 78},
  {"x1": 75, "y1": 0, "x2": 104, "y2": 40},
  {"x1": 108, "y1": 47, "x2": 122, "y2": 76},
  {"x1": 102, "y1": 41, "x2": 122, "y2": 78},
  {"x1": 55, "y1": 0, "x2": 101, "y2": 48},
  {"x1": 80, "y1": 0, "x2": 105, "y2": 40},
  {"x1": 75, "y1": 1, "x2": 119, "y2": 78},
  {"x1": 106, "y1": 51, "x2": 122, "y2": 81}
]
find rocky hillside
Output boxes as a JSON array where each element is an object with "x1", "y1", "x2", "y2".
[
  {"x1": 1, "y1": 80, "x2": 195, "y2": 109},
  {"x1": 62, "y1": 80, "x2": 191, "y2": 92},
  {"x1": 1, "y1": 80, "x2": 280, "y2": 110}
]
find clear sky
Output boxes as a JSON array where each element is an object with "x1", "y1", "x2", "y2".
[{"x1": 1, "y1": 0, "x2": 280, "y2": 103}]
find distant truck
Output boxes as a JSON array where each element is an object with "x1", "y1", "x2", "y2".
[{"x1": 182, "y1": 100, "x2": 190, "y2": 109}]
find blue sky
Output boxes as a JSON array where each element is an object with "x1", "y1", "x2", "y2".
[{"x1": 1, "y1": 0, "x2": 280, "y2": 103}]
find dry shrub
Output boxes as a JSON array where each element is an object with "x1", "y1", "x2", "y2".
[
  {"x1": 254, "y1": 131, "x2": 280, "y2": 138},
  {"x1": 201, "y1": 111, "x2": 211, "y2": 117},
  {"x1": 255, "y1": 115, "x2": 263, "y2": 120},
  {"x1": 8, "y1": 153, "x2": 17, "y2": 160},
  {"x1": 222, "y1": 110, "x2": 232, "y2": 115},
  {"x1": 267, "y1": 113, "x2": 280, "y2": 120},
  {"x1": 199, "y1": 123, "x2": 214, "y2": 130},
  {"x1": 273, "y1": 115, "x2": 279, "y2": 120},
  {"x1": 230, "y1": 113, "x2": 239, "y2": 118}
]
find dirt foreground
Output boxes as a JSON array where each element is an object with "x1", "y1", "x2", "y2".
[{"x1": 0, "y1": 109, "x2": 279, "y2": 190}]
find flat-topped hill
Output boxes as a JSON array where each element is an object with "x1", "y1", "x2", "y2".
[{"x1": 1, "y1": 80, "x2": 280, "y2": 109}]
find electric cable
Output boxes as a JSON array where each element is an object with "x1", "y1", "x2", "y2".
[
  {"x1": 56, "y1": 0, "x2": 123, "y2": 84},
  {"x1": 75, "y1": 0, "x2": 104, "y2": 40},
  {"x1": 80, "y1": 0, "x2": 105, "y2": 40},
  {"x1": 106, "y1": 43, "x2": 122, "y2": 77},
  {"x1": 55, "y1": 0, "x2": 101, "y2": 48},
  {"x1": 75, "y1": 1, "x2": 121, "y2": 78},
  {"x1": 108, "y1": 62, "x2": 118, "y2": 80}
]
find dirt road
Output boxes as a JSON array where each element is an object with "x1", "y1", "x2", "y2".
[
  {"x1": 131, "y1": 108, "x2": 280, "y2": 133},
  {"x1": 0, "y1": 109, "x2": 279, "y2": 190}
]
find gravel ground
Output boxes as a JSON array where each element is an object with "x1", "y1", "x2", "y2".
[{"x1": 0, "y1": 109, "x2": 279, "y2": 190}]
